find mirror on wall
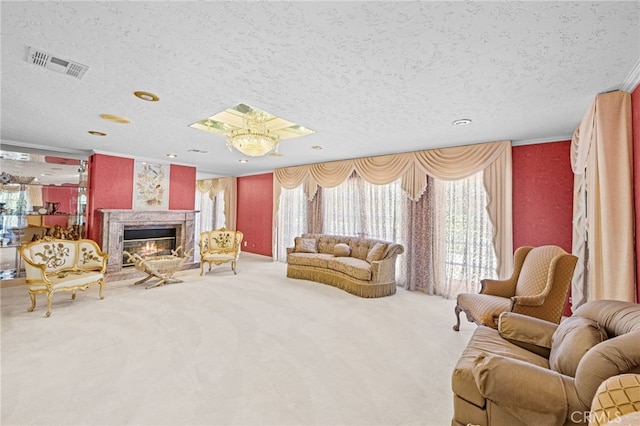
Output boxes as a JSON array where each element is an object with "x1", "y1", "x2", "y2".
[{"x1": 0, "y1": 149, "x2": 88, "y2": 241}]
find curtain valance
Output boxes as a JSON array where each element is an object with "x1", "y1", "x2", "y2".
[{"x1": 274, "y1": 140, "x2": 509, "y2": 201}]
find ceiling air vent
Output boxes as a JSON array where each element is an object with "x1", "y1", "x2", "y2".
[{"x1": 26, "y1": 47, "x2": 89, "y2": 79}]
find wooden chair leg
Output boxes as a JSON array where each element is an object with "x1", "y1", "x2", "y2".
[
  {"x1": 453, "y1": 303, "x2": 463, "y2": 331},
  {"x1": 28, "y1": 292, "x2": 36, "y2": 313},
  {"x1": 232, "y1": 261, "x2": 237, "y2": 275},
  {"x1": 46, "y1": 292, "x2": 54, "y2": 317}
]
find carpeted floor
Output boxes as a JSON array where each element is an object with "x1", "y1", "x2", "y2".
[{"x1": 1, "y1": 253, "x2": 474, "y2": 426}]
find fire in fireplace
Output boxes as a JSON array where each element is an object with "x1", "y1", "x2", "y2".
[{"x1": 122, "y1": 228, "x2": 176, "y2": 266}]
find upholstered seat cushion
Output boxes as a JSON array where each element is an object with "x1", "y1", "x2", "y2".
[
  {"x1": 29, "y1": 271, "x2": 104, "y2": 291},
  {"x1": 456, "y1": 293, "x2": 511, "y2": 328},
  {"x1": 287, "y1": 253, "x2": 334, "y2": 269},
  {"x1": 202, "y1": 253, "x2": 237, "y2": 262},
  {"x1": 452, "y1": 326, "x2": 550, "y2": 408},
  {"x1": 327, "y1": 257, "x2": 372, "y2": 281}
]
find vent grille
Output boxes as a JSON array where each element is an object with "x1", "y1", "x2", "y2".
[{"x1": 26, "y1": 47, "x2": 89, "y2": 79}]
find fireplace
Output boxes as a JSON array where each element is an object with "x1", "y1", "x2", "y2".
[
  {"x1": 98, "y1": 209, "x2": 197, "y2": 279},
  {"x1": 122, "y1": 228, "x2": 177, "y2": 266}
]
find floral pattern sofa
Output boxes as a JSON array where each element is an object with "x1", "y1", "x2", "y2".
[
  {"x1": 286, "y1": 233, "x2": 404, "y2": 298},
  {"x1": 19, "y1": 237, "x2": 108, "y2": 317}
]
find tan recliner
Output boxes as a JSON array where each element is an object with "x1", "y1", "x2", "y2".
[
  {"x1": 451, "y1": 300, "x2": 640, "y2": 426},
  {"x1": 453, "y1": 245, "x2": 577, "y2": 331},
  {"x1": 199, "y1": 228, "x2": 243, "y2": 275}
]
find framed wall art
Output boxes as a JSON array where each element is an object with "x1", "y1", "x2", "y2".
[{"x1": 133, "y1": 161, "x2": 169, "y2": 210}]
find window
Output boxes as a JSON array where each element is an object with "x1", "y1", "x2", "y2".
[
  {"x1": 434, "y1": 172, "x2": 497, "y2": 296},
  {"x1": 194, "y1": 190, "x2": 225, "y2": 262},
  {"x1": 274, "y1": 186, "x2": 307, "y2": 261},
  {"x1": 322, "y1": 175, "x2": 406, "y2": 244}
]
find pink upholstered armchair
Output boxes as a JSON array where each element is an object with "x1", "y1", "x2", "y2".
[{"x1": 453, "y1": 245, "x2": 577, "y2": 331}]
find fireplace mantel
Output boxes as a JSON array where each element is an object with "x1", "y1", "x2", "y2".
[{"x1": 98, "y1": 209, "x2": 198, "y2": 279}]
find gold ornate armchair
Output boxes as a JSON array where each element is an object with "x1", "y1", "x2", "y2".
[
  {"x1": 199, "y1": 228, "x2": 243, "y2": 275},
  {"x1": 453, "y1": 245, "x2": 577, "y2": 331}
]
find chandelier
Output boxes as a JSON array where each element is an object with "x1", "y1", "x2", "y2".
[{"x1": 226, "y1": 110, "x2": 279, "y2": 157}]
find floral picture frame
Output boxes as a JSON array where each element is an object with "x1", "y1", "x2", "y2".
[{"x1": 133, "y1": 161, "x2": 169, "y2": 210}]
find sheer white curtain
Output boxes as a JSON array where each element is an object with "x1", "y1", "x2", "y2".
[
  {"x1": 322, "y1": 175, "x2": 408, "y2": 286},
  {"x1": 194, "y1": 190, "x2": 225, "y2": 262},
  {"x1": 432, "y1": 172, "x2": 497, "y2": 298},
  {"x1": 274, "y1": 186, "x2": 307, "y2": 261}
]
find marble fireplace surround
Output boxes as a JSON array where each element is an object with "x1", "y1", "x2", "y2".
[{"x1": 98, "y1": 209, "x2": 197, "y2": 280}]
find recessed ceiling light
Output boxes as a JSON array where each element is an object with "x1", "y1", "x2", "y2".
[
  {"x1": 311, "y1": 145, "x2": 323, "y2": 150},
  {"x1": 100, "y1": 114, "x2": 130, "y2": 124},
  {"x1": 188, "y1": 149, "x2": 209, "y2": 154},
  {"x1": 238, "y1": 159, "x2": 249, "y2": 163},
  {"x1": 166, "y1": 153, "x2": 178, "y2": 158},
  {"x1": 134, "y1": 91, "x2": 159, "y2": 102},
  {"x1": 269, "y1": 152, "x2": 284, "y2": 157},
  {"x1": 88, "y1": 130, "x2": 107, "y2": 136},
  {"x1": 452, "y1": 119, "x2": 472, "y2": 126}
]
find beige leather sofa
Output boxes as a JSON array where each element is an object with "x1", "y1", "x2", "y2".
[
  {"x1": 286, "y1": 233, "x2": 404, "y2": 298},
  {"x1": 451, "y1": 300, "x2": 640, "y2": 426}
]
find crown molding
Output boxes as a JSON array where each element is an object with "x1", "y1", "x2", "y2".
[
  {"x1": 620, "y1": 58, "x2": 640, "y2": 92},
  {"x1": 511, "y1": 135, "x2": 573, "y2": 146}
]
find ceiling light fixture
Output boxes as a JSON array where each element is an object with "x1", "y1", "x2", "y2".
[
  {"x1": 452, "y1": 118, "x2": 472, "y2": 126},
  {"x1": 238, "y1": 159, "x2": 249, "y2": 163},
  {"x1": 226, "y1": 110, "x2": 279, "y2": 157},
  {"x1": 166, "y1": 153, "x2": 178, "y2": 158},
  {"x1": 100, "y1": 114, "x2": 130, "y2": 124},
  {"x1": 134, "y1": 91, "x2": 159, "y2": 102},
  {"x1": 189, "y1": 103, "x2": 315, "y2": 157}
]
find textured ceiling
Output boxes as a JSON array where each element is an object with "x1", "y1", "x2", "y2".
[{"x1": 1, "y1": 1, "x2": 639, "y2": 181}]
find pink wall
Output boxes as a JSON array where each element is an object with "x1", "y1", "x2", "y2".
[
  {"x1": 512, "y1": 141, "x2": 574, "y2": 253},
  {"x1": 169, "y1": 164, "x2": 196, "y2": 210},
  {"x1": 86, "y1": 154, "x2": 134, "y2": 242},
  {"x1": 236, "y1": 173, "x2": 273, "y2": 257},
  {"x1": 41, "y1": 185, "x2": 79, "y2": 215},
  {"x1": 632, "y1": 83, "x2": 640, "y2": 303}
]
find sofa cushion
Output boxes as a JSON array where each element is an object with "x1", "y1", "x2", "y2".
[
  {"x1": 294, "y1": 237, "x2": 317, "y2": 253},
  {"x1": 348, "y1": 239, "x2": 370, "y2": 261},
  {"x1": 549, "y1": 316, "x2": 608, "y2": 377},
  {"x1": 456, "y1": 293, "x2": 511, "y2": 328},
  {"x1": 287, "y1": 253, "x2": 334, "y2": 269},
  {"x1": 333, "y1": 243, "x2": 351, "y2": 257},
  {"x1": 327, "y1": 257, "x2": 372, "y2": 281},
  {"x1": 452, "y1": 326, "x2": 550, "y2": 409},
  {"x1": 366, "y1": 242, "x2": 387, "y2": 263}
]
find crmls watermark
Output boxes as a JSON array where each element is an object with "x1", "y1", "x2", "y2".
[{"x1": 570, "y1": 410, "x2": 623, "y2": 424}]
